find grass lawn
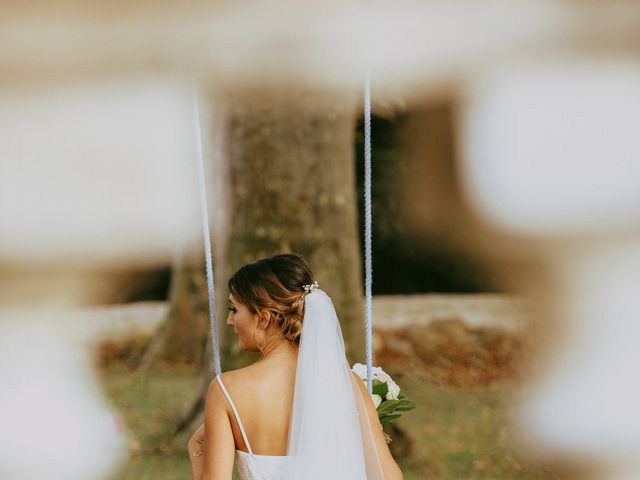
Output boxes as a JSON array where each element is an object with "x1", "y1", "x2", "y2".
[
  {"x1": 398, "y1": 382, "x2": 552, "y2": 479},
  {"x1": 97, "y1": 363, "x2": 553, "y2": 480}
]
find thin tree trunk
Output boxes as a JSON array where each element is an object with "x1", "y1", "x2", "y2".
[{"x1": 137, "y1": 242, "x2": 209, "y2": 372}]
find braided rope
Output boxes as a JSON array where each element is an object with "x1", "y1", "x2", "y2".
[
  {"x1": 192, "y1": 85, "x2": 222, "y2": 377},
  {"x1": 363, "y1": 73, "x2": 374, "y2": 394}
]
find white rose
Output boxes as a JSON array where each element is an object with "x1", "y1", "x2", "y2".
[
  {"x1": 351, "y1": 363, "x2": 368, "y2": 381},
  {"x1": 372, "y1": 394, "x2": 383, "y2": 408},
  {"x1": 352, "y1": 363, "x2": 385, "y2": 382},
  {"x1": 384, "y1": 375, "x2": 401, "y2": 400}
]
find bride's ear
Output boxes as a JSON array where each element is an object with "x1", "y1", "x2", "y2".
[{"x1": 257, "y1": 309, "x2": 271, "y2": 329}]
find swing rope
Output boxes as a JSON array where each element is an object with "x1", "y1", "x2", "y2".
[
  {"x1": 363, "y1": 73, "x2": 374, "y2": 394},
  {"x1": 192, "y1": 86, "x2": 222, "y2": 377}
]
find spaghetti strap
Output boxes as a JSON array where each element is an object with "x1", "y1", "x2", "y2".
[{"x1": 215, "y1": 375, "x2": 254, "y2": 455}]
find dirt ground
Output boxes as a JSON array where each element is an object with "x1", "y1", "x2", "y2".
[
  {"x1": 92, "y1": 293, "x2": 536, "y2": 389},
  {"x1": 82, "y1": 293, "x2": 530, "y2": 341}
]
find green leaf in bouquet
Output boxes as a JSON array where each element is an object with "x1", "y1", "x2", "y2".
[
  {"x1": 377, "y1": 399, "x2": 400, "y2": 416},
  {"x1": 395, "y1": 399, "x2": 416, "y2": 412},
  {"x1": 380, "y1": 414, "x2": 401, "y2": 425},
  {"x1": 372, "y1": 379, "x2": 388, "y2": 398}
]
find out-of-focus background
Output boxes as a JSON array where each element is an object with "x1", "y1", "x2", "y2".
[{"x1": 3, "y1": 1, "x2": 640, "y2": 479}]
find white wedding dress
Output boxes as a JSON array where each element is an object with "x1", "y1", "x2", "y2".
[{"x1": 217, "y1": 288, "x2": 386, "y2": 480}]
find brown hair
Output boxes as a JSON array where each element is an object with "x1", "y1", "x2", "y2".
[{"x1": 228, "y1": 253, "x2": 314, "y2": 344}]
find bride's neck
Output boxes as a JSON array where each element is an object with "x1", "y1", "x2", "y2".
[{"x1": 258, "y1": 339, "x2": 298, "y2": 361}]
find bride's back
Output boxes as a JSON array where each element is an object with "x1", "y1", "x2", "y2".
[{"x1": 218, "y1": 350, "x2": 298, "y2": 456}]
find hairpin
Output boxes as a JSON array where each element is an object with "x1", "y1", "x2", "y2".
[{"x1": 302, "y1": 280, "x2": 319, "y2": 293}]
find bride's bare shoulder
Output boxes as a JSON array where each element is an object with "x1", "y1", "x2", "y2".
[{"x1": 210, "y1": 364, "x2": 264, "y2": 394}]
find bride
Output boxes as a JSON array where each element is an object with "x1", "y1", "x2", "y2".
[{"x1": 187, "y1": 253, "x2": 403, "y2": 479}]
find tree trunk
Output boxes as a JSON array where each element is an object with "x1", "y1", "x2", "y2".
[
  {"x1": 221, "y1": 87, "x2": 365, "y2": 365},
  {"x1": 137, "y1": 242, "x2": 210, "y2": 371},
  {"x1": 175, "y1": 87, "x2": 366, "y2": 438}
]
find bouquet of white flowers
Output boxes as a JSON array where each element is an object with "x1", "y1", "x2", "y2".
[{"x1": 351, "y1": 363, "x2": 415, "y2": 430}]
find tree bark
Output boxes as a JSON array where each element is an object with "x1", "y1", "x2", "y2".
[{"x1": 221, "y1": 87, "x2": 365, "y2": 365}]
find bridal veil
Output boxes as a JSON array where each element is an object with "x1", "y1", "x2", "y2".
[{"x1": 285, "y1": 288, "x2": 385, "y2": 479}]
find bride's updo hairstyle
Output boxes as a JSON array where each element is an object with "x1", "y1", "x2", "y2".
[{"x1": 228, "y1": 253, "x2": 314, "y2": 344}]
